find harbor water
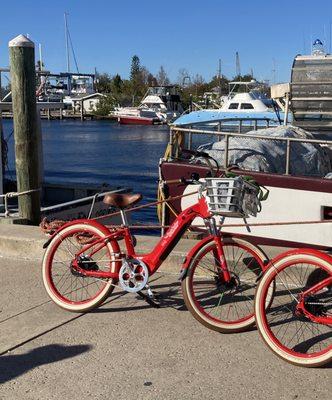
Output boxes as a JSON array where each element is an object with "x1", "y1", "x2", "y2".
[{"x1": 2, "y1": 119, "x2": 170, "y2": 226}]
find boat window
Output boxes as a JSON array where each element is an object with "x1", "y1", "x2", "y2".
[
  {"x1": 228, "y1": 103, "x2": 239, "y2": 109},
  {"x1": 240, "y1": 103, "x2": 254, "y2": 109}
]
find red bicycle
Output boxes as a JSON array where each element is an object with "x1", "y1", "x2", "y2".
[
  {"x1": 255, "y1": 249, "x2": 332, "y2": 367},
  {"x1": 42, "y1": 176, "x2": 269, "y2": 333}
]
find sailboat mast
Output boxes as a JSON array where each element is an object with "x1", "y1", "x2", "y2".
[
  {"x1": 64, "y1": 12, "x2": 70, "y2": 73},
  {"x1": 218, "y1": 59, "x2": 221, "y2": 98}
]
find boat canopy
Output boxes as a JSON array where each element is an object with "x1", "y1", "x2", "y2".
[
  {"x1": 172, "y1": 110, "x2": 281, "y2": 126},
  {"x1": 141, "y1": 95, "x2": 165, "y2": 105}
]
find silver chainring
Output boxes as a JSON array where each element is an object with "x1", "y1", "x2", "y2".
[{"x1": 119, "y1": 258, "x2": 149, "y2": 293}]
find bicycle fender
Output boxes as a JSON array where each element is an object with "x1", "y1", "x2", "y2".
[
  {"x1": 42, "y1": 219, "x2": 113, "y2": 249},
  {"x1": 266, "y1": 247, "x2": 332, "y2": 269},
  {"x1": 179, "y1": 235, "x2": 214, "y2": 280}
]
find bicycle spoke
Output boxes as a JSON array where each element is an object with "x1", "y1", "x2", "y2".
[
  {"x1": 187, "y1": 241, "x2": 263, "y2": 329},
  {"x1": 44, "y1": 225, "x2": 115, "y2": 309},
  {"x1": 262, "y1": 260, "x2": 331, "y2": 359}
]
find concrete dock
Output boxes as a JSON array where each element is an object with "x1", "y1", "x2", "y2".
[{"x1": 0, "y1": 224, "x2": 330, "y2": 399}]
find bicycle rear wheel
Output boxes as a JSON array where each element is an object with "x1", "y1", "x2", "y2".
[
  {"x1": 182, "y1": 237, "x2": 268, "y2": 333},
  {"x1": 255, "y1": 251, "x2": 332, "y2": 367},
  {"x1": 42, "y1": 223, "x2": 119, "y2": 312}
]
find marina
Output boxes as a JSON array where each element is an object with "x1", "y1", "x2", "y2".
[{"x1": 0, "y1": 1, "x2": 331, "y2": 396}]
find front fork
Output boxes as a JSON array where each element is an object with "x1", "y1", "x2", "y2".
[{"x1": 204, "y1": 217, "x2": 231, "y2": 283}]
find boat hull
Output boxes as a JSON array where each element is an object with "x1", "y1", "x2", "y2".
[
  {"x1": 118, "y1": 115, "x2": 157, "y2": 125},
  {"x1": 160, "y1": 161, "x2": 332, "y2": 249}
]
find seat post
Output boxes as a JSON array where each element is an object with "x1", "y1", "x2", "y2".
[{"x1": 120, "y1": 209, "x2": 129, "y2": 226}]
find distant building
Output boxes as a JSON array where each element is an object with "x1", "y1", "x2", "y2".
[{"x1": 71, "y1": 93, "x2": 107, "y2": 114}]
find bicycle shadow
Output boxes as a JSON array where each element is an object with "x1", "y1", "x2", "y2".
[
  {"x1": 94, "y1": 277, "x2": 187, "y2": 313},
  {"x1": 0, "y1": 344, "x2": 92, "y2": 384}
]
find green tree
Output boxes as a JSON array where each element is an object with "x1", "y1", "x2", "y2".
[
  {"x1": 209, "y1": 74, "x2": 229, "y2": 95},
  {"x1": 94, "y1": 94, "x2": 117, "y2": 116},
  {"x1": 177, "y1": 68, "x2": 191, "y2": 86},
  {"x1": 95, "y1": 73, "x2": 112, "y2": 93},
  {"x1": 129, "y1": 55, "x2": 144, "y2": 103},
  {"x1": 156, "y1": 66, "x2": 170, "y2": 86},
  {"x1": 147, "y1": 73, "x2": 158, "y2": 86},
  {"x1": 130, "y1": 55, "x2": 141, "y2": 82},
  {"x1": 232, "y1": 74, "x2": 254, "y2": 83},
  {"x1": 111, "y1": 74, "x2": 123, "y2": 94}
]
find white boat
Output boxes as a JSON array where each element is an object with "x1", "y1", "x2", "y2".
[
  {"x1": 173, "y1": 81, "x2": 284, "y2": 128},
  {"x1": 113, "y1": 86, "x2": 183, "y2": 124},
  {"x1": 221, "y1": 88, "x2": 274, "y2": 113}
]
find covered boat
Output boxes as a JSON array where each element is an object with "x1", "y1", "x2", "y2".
[{"x1": 158, "y1": 124, "x2": 332, "y2": 249}]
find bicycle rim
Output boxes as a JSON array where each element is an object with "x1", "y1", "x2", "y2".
[
  {"x1": 183, "y1": 238, "x2": 266, "y2": 332},
  {"x1": 255, "y1": 254, "x2": 332, "y2": 367},
  {"x1": 42, "y1": 224, "x2": 118, "y2": 312}
]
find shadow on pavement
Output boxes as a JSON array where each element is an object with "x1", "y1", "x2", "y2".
[
  {"x1": 94, "y1": 280, "x2": 187, "y2": 313},
  {"x1": 0, "y1": 344, "x2": 92, "y2": 384}
]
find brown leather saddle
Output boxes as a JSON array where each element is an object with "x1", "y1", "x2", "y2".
[{"x1": 103, "y1": 193, "x2": 142, "y2": 209}]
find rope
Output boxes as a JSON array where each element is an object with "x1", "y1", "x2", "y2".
[
  {"x1": 92, "y1": 190, "x2": 199, "y2": 221},
  {"x1": 40, "y1": 217, "x2": 68, "y2": 234},
  {"x1": 39, "y1": 217, "x2": 118, "y2": 243},
  {"x1": 0, "y1": 188, "x2": 40, "y2": 199},
  {"x1": 157, "y1": 183, "x2": 179, "y2": 218},
  {"x1": 40, "y1": 218, "x2": 332, "y2": 236},
  {"x1": 103, "y1": 219, "x2": 332, "y2": 230},
  {"x1": 39, "y1": 190, "x2": 199, "y2": 235},
  {"x1": 38, "y1": 175, "x2": 332, "y2": 236}
]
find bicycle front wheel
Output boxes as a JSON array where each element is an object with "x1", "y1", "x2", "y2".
[
  {"x1": 255, "y1": 251, "x2": 332, "y2": 367},
  {"x1": 182, "y1": 237, "x2": 268, "y2": 333},
  {"x1": 42, "y1": 223, "x2": 119, "y2": 312}
]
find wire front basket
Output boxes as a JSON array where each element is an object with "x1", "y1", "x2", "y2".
[{"x1": 205, "y1": 177, "x2": 260, "y2": 218}]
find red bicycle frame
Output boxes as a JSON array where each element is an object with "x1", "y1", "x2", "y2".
[
  {"x1": 296, "y1": 275, "x2": 332, "y2": 324},
  {"x1": 70, "y1": 196, "x2": 231, "y2": 282}
]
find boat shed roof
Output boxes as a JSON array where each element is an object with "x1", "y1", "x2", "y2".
[{"x1": 71, "y1": 93, "x2": 107, "y2": 101}]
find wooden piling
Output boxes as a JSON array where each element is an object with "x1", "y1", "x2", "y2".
[
  {"x1": 0, "y1": 113, "x2": 3, "y2": 203},
  {"x1": 80, "y1": 99, "x2": 84, "y2": 121},
  {"x1": 9, "y1": 34, "x2": 41, "y2": 224}
]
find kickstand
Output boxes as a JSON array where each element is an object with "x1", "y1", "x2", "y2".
[{"x1": 137, "y1": 287, "x2": 161, "y2": 308}]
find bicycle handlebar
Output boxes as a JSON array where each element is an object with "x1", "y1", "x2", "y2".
[{"x1": 164, "y1": 171, "x2": 202, "y2": 186}]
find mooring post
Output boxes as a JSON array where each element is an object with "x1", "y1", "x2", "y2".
[
  {"x1": 80, "y1": 99, "x2": 84, "y2": 121},
  {"x1": 9, "y1": 34, "x2": 41, "y2": 224},
  {"x1": 0, "y1": 113, "x2": 3, "y2": 204}
]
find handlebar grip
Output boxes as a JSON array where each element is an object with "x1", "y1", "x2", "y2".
[
  {"x1": 163, "y1": 178, "x2": 199, "y2": 185},
  {"x1": 163, "y1": 179, "x2": 184, "y2": 185}
]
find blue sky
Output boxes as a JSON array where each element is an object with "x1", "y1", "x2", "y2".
[{"x1": 1, "y1": 0, "x2": 332, "y2": 84}]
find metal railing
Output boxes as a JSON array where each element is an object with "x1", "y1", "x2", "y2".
[
  {"x1": 0, "y1": 188, "x2": 40, "y2": 217},
  {"x1": 169, "y1": 125, "x2": 332, "y2": 175},
  {"x1": 0, "y1": 187, "x2": 129, "y2": 218}
]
